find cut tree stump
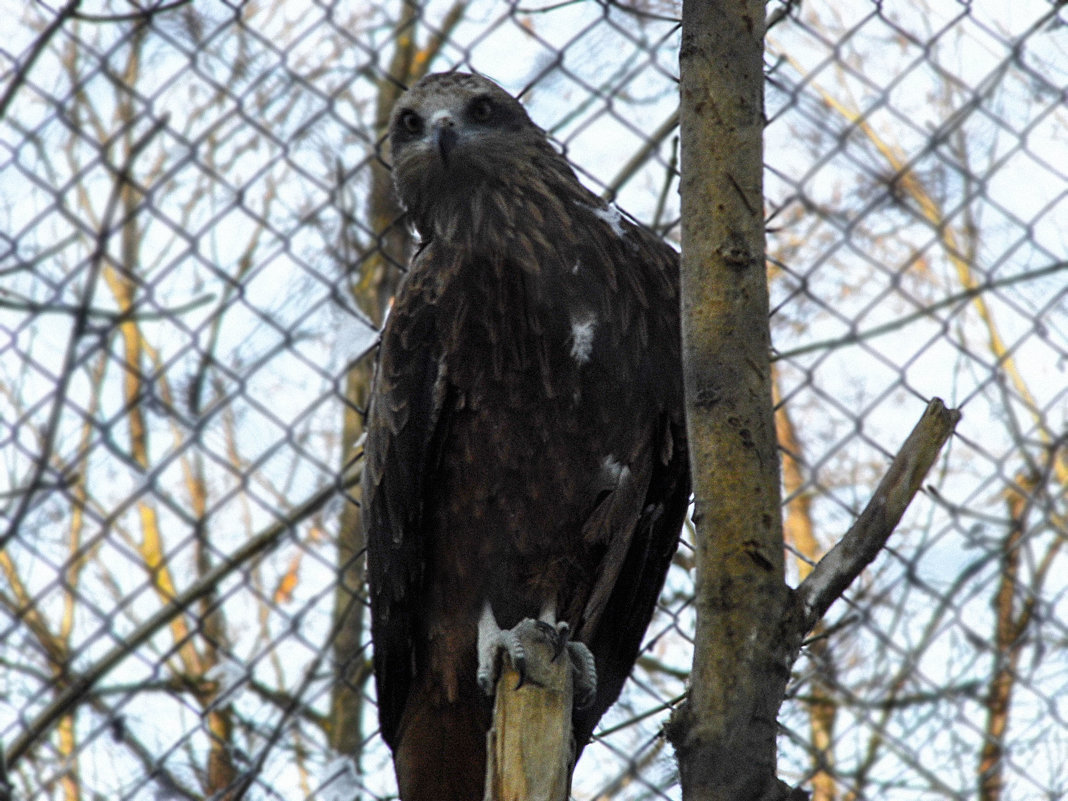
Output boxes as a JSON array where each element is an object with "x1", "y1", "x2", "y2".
[{"x1": 484, "y1": 620, "x2": 575, "y2": 801}]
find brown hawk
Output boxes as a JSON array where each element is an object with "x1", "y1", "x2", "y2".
[{"x1": 362, "y1": 71, "x2": 690, "y2": 801}]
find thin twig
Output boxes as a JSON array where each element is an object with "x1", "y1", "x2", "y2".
[
  {"x1": 226, "y1": 558, "x2": 366, "y2": 801},
  {"x1": 0, "y1": 0, "x2": 81, "y2": 122},
  {"x1": 602, "y1": 109, "x2": 680, "y2": 202},
  {"x1": 0, "y1": 292, "x2": 215, "y2": 321},
  {"x1": 774, "y1": 260, "x2": 1068, "y2": 361},
  {"x1": 70, "y1": 0, "x2": 192, "y2": 24}
]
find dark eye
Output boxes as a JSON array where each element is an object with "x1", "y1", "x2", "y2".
[
  {"x1": 398, "y1": 109, "x2": 422, "y2": 135},
  {"x1": 468, "y1": 97, "x2": 494, "y2": 124}
]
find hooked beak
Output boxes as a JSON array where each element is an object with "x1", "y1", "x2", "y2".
[{"x1": 432, "y1": 118, "x2": 458, "y2": 163}]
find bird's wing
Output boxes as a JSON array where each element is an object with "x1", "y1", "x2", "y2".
[
  {"x1": 571, "y1": 227, "x2": 692, "y2": 751},
  {"x1": 573, "y1": 413, "x2": 690, "y2": 751},
  {"x1": 362, "y1": 258, "x2": 449, "y2": 748}
]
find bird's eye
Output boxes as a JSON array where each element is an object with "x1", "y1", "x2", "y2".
[
  {"x1": 469, "y1": 97, "x2": 495, "y2": 124},
  {"x1": 398, "y1": 110, "x2": 422, "y2": 135}
]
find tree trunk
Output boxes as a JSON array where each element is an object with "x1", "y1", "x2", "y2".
[{"x1": 670, "y1": 1, "x2": 789, "y2": 799}]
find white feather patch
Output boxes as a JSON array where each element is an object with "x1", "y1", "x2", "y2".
[
  {"x1": 570, "y1": 316, "x2": 597, "y2": 364},
  {"x1": 429, "y1": 109, "x2": 454, "y2": 127},
  {"x1": 574, "y1": 201, "x2": 628, "y2": 238},
  {"x1": 594, "y1": 204, "x2": 627, "y2": 237},
  {"x1": 601, "y1": 455, "x2": 628, "y2": 484}
]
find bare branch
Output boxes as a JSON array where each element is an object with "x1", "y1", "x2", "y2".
[
  {"x1": 774, "y1": 261, "x2": 1068, "y2": 361},
  {"x1": 70, "y1": 0, "x2": 193, "y2": 24},
  {"x1": 0, "y1": 292, "x2": 215, "y2": 321},
  {"x1": 602, "y1": 108, "x2": 679, "y2": 202},
  {"x1": 795, "y1": 398, "x2": 961, "y2": 633}
]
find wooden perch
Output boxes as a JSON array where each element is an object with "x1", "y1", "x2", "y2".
[
  {"x1": 795, "y1": 397, "x2": 961, "y2": 633},
  {"x1": 484, "y1": 622, "x2": 574, "y2": 801}
]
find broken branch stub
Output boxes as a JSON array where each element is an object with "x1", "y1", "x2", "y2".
[{"x1": 484, "y1": 623, "x2": 574, "y2": 801}]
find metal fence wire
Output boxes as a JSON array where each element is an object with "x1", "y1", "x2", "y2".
[{"x1": 1, "y1": 1, "x2": 1066, "y2": 799}]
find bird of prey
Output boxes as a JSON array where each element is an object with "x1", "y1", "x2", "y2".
[{"x1": 362, "y1": 71, "x2": 690, "y2": 801}]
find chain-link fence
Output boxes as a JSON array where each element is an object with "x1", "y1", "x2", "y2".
[{"x1": 1, "y1": 1, "x2": 1066, "y2": 799}]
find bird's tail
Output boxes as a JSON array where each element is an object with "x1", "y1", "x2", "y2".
[{"x1": 393, "y1": 682, "x2": 490, "y2": 801}]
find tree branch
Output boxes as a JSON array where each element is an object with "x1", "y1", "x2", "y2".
[
  {"x1": 795, "y1": 398, "x2": 961, "y2": 633},
  {"x1": 602, "y1": 108, "x2": 680, "y2": 202},
  {"x1": 0, "y1": 0, "x2": 81, "y2": 122},
  {"x1": 0, "y1": 291, "x2": 214, "y2": 321},
  {"x1": 69, "y1": 0, "x2": 192, "y2": 24},
  {"x1": 773, "y1": 260, "x2": 1068, "y2": 361}
]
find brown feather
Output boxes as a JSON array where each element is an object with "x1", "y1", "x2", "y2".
[{"x1": 363, "y1": 72, "x2": 690, "y2": 800}]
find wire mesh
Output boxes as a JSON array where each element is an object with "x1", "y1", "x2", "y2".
[{"x1": 1, "y1": 1, "x2": 1066, "y2": 799}]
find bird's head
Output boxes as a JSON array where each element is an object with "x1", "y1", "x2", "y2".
[{"x1": 388, "y1": 72, "x2": 559, "y2": 243}]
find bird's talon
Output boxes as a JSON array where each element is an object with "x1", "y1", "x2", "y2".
[
  {"x1": 478, "y1": 609, "x2": 594, "y2": 704},
  {"x1": 550, "y1": 621, "x2": 571, "y2": 662},
  {"x1": 567, "y1": 641, "x2": 597, "y2": 710},
  {"x1": 477, "y1": 608, "x2": 531, "y2": 697},
  {"x1": 510, "y1": 648, "x2": 527, "y2": 688}
]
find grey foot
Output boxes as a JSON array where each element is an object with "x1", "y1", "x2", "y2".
[
  {"x1": 477, "y1": 617, "x2": 563, "y2": 693},
  {"x1": 566, "y1": 639, "x2": 597, "y2": 710},
  {"x1": 535, "y1": 619, "x2": 597, "y2": 707},
  {"x1": 477, "y1": 617, "x2": 527, "y2": 695},
  {"x1": 476, "y1": 604, "x2": 598, "y2": 708}
]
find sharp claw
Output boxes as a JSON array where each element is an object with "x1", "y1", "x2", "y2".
[
  {"x1": 512, "y1": 648, "x2": 527, "y2": 689},
  {"x1": 478, "y1": 605, "x2": 535, "y2": 697},
  {"x1": 551, "y1": 622, "x2": 570, "y2": 662}
]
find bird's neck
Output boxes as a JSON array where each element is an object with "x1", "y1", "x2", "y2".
[{"x1": 415, "y1": 154, "x2": 595, "y2": 266}]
